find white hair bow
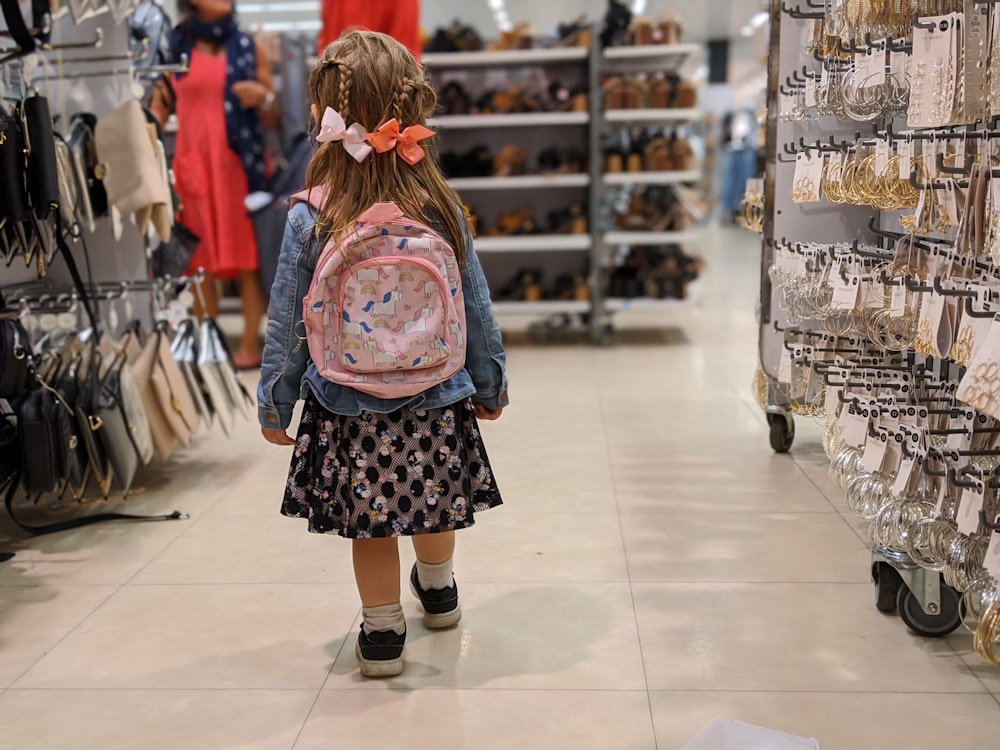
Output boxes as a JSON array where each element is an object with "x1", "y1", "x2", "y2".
[{"x1": 315, "y1": 106, "x2": 373, "y2": 163}]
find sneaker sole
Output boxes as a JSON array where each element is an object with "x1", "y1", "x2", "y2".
[
  {"x1": 409, "y1": 580, "x2": 463, "y2": 629},
  {"x1": 355, "y1": 640, "x2": 404, "y2": 678}
]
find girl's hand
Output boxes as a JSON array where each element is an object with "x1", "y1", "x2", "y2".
[
  {"x1": 473, "y1": 404, "x2": 502, "y2": 421},
  {"x1": 231, "y1": 80, "x2": 271, "y2": 109},
  {"x1": 262, "y1": 427, "x2": 296, "y2": 446}
]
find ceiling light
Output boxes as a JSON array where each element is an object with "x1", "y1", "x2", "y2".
[
  {"x1": 740, "y1": 25, "x2": 753, "y2": 37},
  {"x1": 487, "y1": 0, "x2": 504, "y2": 10},
  {"x1": 751, "y1": 11, "x2": 769, "y2": 27},
  {"x1": 632, "y1": 0, "x2": 647, "y2": 14}
]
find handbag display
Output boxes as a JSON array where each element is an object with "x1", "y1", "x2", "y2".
[
  {"x1": 66, "y1": 114, "x2": 107, "y2": 234},
  {"x1": 16, "y1": 382, "x2": 66, "y2": 494},
  {"x1": 198, "y1": 316, "x2": 253, "y2": 436},
  {"x1": 170, "y1": 317, "x2": 212, "y2": 425},
  {"x1": 94, "y1": 100, "x2": 171, "y2": 240},
  {"x1": 53, "y1": 134, "x2": 81, "y2": 235},
  {"x1": 0, "y1": 110, "x2": 28, "y2": 227},
  {"x1": 0, "y1": 293, "x2": 31, "y2": 400},
  {"x1": 96, "y1": 349, "x2": 156, "y2": 495},
  {"x1": 151, "y1": 222, "x2": 200, "y2": 279},
  {"x1": 23, "y1": 95, "x2": 60, "y2": 220},
  {"x1": 132, "y1": 324, "x2": 199, "y2": 461}
]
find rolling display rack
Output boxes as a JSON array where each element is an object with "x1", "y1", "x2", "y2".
[{"x1": 757, "y1": 0, "x2": 1000, "y2": 661}]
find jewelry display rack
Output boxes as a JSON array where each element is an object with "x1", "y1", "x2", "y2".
[
  {"x1": 758, "y1": 0, "x2": 1000, "y2": 660},
  {"x1": 423, "y1": 27, "x2": 704, "y2": 342}
]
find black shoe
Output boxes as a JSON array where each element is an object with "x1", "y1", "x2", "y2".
[
  {"x1": 355, "y1": 625, "x2": 405, "y2": 678},
  {"x1": 409, "y1": 563, "x2": 462, "y2": 629}
]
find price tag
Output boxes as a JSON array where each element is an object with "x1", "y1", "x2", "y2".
[
  {"x1": 778, "y1": 346, "x2": 793, "y2": 384},
  {"x1": 831, "y1": 273, "x2": 861, "y2": 310},
  {"x1": 875, "y1": 138, "x2": 890, "y2": 175},
  {"x1": 890, "y1": 283, "x2": 907, "y2": 315},
  {"x1": 957, "y1": 485, "x2": 985, "y2": 536},
  {"x1": 891, "y1": 455, "x2": 916, "y2": 495},
  {"x1": 882, "y1": 433, "x2": 902, "y2": 475},
  {"x1": 898, "y1": 138, "x2": 914, "y2": 180},
  {"x1": 805, "y1": 78, "x2": 817, "y2": 108},
  {"x1": 841, "y1": 407, "x2": 869, "y2": 448},
  {"x1": 984, "y1": 530, "x2": 1000, "y2": 580},
  {"x1": 824, "y1": 385, "x2": 842, "y2": 415},
  {"x1": 862, "y1": 427, "x2": 888, "y2": 473}
]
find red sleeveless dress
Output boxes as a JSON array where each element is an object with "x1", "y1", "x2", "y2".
[{"x1": 172, "y1": 49, "x2": 259, "y2": 279}]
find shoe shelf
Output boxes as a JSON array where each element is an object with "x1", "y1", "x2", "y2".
[
  {"x1": 475, "y1": 235, "x2": 592, "y2": 253},
  {"x1": 605, "y1": 296, "x2": 696, "y2": 311},
  {"x1": 447, "y1": 174, "x2": 590, "y2": 191},
  {"x1": 604, "y1": 230, "x2": 698, "y2": 245},
  {"x1": 429, "y1": 112, "x2": 590, "y2": 129},
  {"x1": 492, "y1": 300, "x2": 592, "y2": 315},
  {"x1": 602, "y1": 43, "x2": 702, "y2": 72},
  {"x1": 422, "y1": 47, "x2": 590, "y2": 69},
  {"x1": 603, "y1": 108, "x2": 702, "y2": 124},
  {"x1": 603, "y1": 170, "x2": 702, "y2": 186}
]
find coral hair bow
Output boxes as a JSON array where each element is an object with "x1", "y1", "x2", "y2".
[
  {"x1": 315, "y1": 106, "x2": 373, "y2": 163},
  {"x1": 366, "y1": 118, "x2": 436, "y2": 165}
]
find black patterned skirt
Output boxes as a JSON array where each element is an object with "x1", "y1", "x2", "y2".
[{"x1": 282, "y1": 394, "x2": 502, "y2": 538}]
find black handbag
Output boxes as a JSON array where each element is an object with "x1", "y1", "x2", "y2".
[
  {"x1": 0, "y1": 287, "x2": 32, "y2": 399},
  {"x1": 151, "y1": 222, "x2": 200, "y2": 279},
  {"x1": 0, "y1": 111, "x2": 28, "y2": 227},
  {"x1": 22, "y1": 95, "x2": 59, "y2": 220},
  {"x1": 16, "y1": 384, "x2": 61, "y2": 494}
]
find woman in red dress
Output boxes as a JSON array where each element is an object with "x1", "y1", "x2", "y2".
[{"x1": 153, "y1": 0, "x2": 275, "y2": 370}]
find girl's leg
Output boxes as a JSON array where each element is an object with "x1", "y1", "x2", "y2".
[
  {"x1": 410, "y1": 532, "x2": 461, "y2": 629},
  {"x1": 352, "y1": 538, "x2": 406, "y2": 677},
  {"x1": 352, "y1": 537, "x2": 401, "y2": 607},
  {"x1": 235, "y1": 270, "x2": 266, "y2": 367},
  {"x1": 412, "y1": 530, "x2": 456, "y2": 566}
]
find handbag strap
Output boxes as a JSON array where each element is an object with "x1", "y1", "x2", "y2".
[
  {"x1": 3, "y1": 469, "x2": 187, "y2": 535},
  {"x1": 0, "y1": 0, "x2": 36, "y2": 54}
]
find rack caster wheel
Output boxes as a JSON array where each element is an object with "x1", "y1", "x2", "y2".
[
  {"x1": 896, "y1": 583, "x2": 962, "y2": 637},
  {"x1": 767, "y1": 413, "x2": 794, "y2": 453},
  {"x1": 872, "y1": 563, "x2": 903, "y2": 613}
]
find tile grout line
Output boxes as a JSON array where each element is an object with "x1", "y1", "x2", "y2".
[
  {"x1": 592, "y1": 346, "x2": 659, "y2": 750},
  {"x1": 4, "y1": 584, "x2": 122, "y2": 690}
]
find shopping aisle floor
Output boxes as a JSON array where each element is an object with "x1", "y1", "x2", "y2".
[{"x1": 2, "y1": 228, "x2": 999, "y2": 750}]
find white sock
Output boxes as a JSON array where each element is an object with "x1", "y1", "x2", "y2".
[
  {"x1": 362, "y1": 603, "x2": 405, "y2": 635},
  {"x1": 416, "y1": 558, "x2": 454, "y2": 591}
]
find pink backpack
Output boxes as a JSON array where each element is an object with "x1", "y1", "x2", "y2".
[{"x1": 295, "y1": 193, "x2": 467, "y2": 399}]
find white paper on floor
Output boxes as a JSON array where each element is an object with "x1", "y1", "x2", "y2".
[{"x1": 680, "y1": 718, "x2": 820, "y2": 750}]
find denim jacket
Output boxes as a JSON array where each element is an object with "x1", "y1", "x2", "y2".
[{"x1": 258, "y1": 202, "x2": 509, "y2": 429}]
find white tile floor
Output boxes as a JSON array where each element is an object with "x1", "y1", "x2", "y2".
[{"x1": 1, "y1": 228, "x2": 999, "y2": 749}]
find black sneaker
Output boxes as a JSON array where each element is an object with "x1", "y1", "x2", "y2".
[
  {"x1": 409, "y1": 563, "x2": 462, "y2": 629},
  {"x1": 355, "y1": 625, "x2": 405, "y2": 678}
]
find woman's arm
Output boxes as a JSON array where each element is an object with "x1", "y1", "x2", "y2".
[{"x1": 230, "y1": 36, "x2": 279, "y2": 129}]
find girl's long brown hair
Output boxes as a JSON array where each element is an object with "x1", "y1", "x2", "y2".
[{"x1": 305, "y1": 31, "x2": 468, "y2": 263}]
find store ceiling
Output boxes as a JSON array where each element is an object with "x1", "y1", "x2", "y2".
[{"x1": 421, "y1": 0, "x2": 771, "y2": 43}]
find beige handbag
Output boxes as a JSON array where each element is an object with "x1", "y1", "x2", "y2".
[
  {"x1": 132, "y1": 325, "x2": 199, "y2": 461},
  {"x1": 95, "y1": 99, "x2": 172, "y2": 242}
]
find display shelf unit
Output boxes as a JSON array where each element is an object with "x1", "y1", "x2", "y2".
[
  {"x1": 422, "y1": 35, "x2": 599, "y2": 335},
  {"x1": 429, "y1": 112, "x2": 590, "y2": 129},
  {"x1": 423, "y1": 47, "x2": 589, "y2": 68},
  {"x1": 602, "y1": 42, "x2": 702, "y2": 63},
  {"x1": 603, "y1": 108, "x2": 702, "y2": 124},
  {"x1": 492, "y1": 300, "x2": 591, "y2": 315},
  {"x1": 605, "y1": 297, "x2": 695, "y2": 311},
  {"x1": 593, "y1": 35, "x2": 706, "y2": 337},
  {"x1": 422, "y1": 29, "x2": 706, "y2": 340},
  {"x1": 602, "y1": 170, "x2": 702, "y2": 186},
  {"x1": 446, "y1": 174, "x2": 590, "y2": 191},
  {"x1": 604, "y1": 230, "x2": 697, "y2": 245},
  {"x1": 475, "y1": 235, "x2": 592, "y2": 253}
]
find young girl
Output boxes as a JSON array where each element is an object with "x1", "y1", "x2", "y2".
[{"x1": 257, "y1": 31, "x2": 507, "y2": 678}]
